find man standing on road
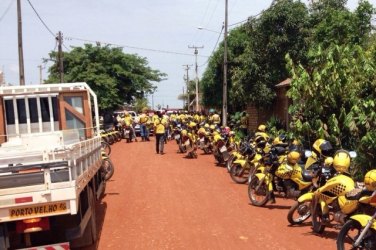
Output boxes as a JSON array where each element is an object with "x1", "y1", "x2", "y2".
[
  {"x1": 154, "y1": 111, "x2": 167, "y2": 154},
  {"x1": 139, "y1": 109, "x2": 149, "y2": 141}
]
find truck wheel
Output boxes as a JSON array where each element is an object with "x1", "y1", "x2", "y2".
[{"x1": 71, "y1": 187, "x2": 97, "y2": 247}]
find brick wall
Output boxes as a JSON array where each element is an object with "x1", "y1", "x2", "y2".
[{"x1": 246, "y1": 85, "x2": 291, "y2": 131}]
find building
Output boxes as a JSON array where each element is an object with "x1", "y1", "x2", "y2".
[{"x1": 247, "y1": 78, "x2": 291, "y2": 131}]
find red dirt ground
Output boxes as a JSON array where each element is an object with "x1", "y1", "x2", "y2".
[{"x1": 80, "y1": 137, "x2": 337, "y2": 250}]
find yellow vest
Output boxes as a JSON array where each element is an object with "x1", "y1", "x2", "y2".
[
  {"x1": 139, "y1": 114, "x2": 148, "y2": 124},
  {"x1": 124, "y1": 116, "x2": 132, "y2": 126},
  {"x1": 154, "y1": 118, "x2": 167, "y2": 134}
]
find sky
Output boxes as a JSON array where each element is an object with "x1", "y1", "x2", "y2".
[{"x1": 0, "y1": 0, "x2": 371, "y2": 110}]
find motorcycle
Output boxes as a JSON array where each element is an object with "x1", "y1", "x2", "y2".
[
  {"x1": 198, "y1": 130, "x2": 213, "y2": 154},
  {"x1": 101, "y1": 149, "x2": 114, "y2": 181},
  {"x1": 287, "y1": 151, "x2": 336, "y2": 225},
  {"x1": 123, "y1": 124, "x2": 134, "y2": 143},
  {"x1": 229, "y1": 142, "x2": 262, "y2": 184},
  {"x1": 179, "y1": 130, "x2": 197, "y2": 158},
  {"x1": 308, "y1": 150, "x2": 371, "y2": 234},
  {"x1": 248, "y1": 145, "x2": 313, "y2": 207},
  {"x1": 213, "y1": 133, "x2": 231, "y2": 165},
  {"x1": 336, "y1": 189, "x2": 376, "y2": 250}
]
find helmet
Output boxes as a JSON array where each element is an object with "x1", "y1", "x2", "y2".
[
  {"x1": 204, "y1": 123, "x2": 210, "y2": 128},
  {"x1": 332, "y1": 150, "x2": 351, "y2": 173},
  {"x1": 258, "y1": 124, "x2": 266, "y2": 132},
  {"x1": 287, "y1": 150, "x2": 300, "y2": 164},
  {"x1": 209, "y1": 125, "x2": 216, "y2": 131},
  {"x1": 181, "y1": 130, "x2": 188, "y2": 136},
  {"x1": 312, "y1": 139, "x2": 333, "y2": 157},
  {"x1": 189, "y1": 122, "x2": 197, "y2": 128},
  {"x1": 364, "y1": 170, "x2": 376, "y2": 191}
]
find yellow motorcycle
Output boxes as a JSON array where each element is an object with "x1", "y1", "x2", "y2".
[
  {"x1": 248, "y1": 145, "x2": 312, "y2": 206},
  {"x1": 287, "y1": 139, "x2": 336, "y2": 225},
  {"x1": 287, "y1": 154, "x2": 336, "y2": 225},
  {"x1": 229, "y1": 141, "x2": 261, "y2": 184},
  {"x1": 336, "y1": 195, "x2": 376, "y2": 249},
  {"x1": 336, "y1": 170, "x2": 376, "y2": 249},
  {"x1": 309, "y1": 150, "x2": 371, "y2": 234}
]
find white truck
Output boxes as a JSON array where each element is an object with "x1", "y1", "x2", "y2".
[{"x1": 0, "y1": 82, "x2": 105, "y2": 249}]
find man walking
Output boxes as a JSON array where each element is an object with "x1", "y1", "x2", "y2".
[{"x1": 154, "y1": 111, "x2": 167, "y2": 154}]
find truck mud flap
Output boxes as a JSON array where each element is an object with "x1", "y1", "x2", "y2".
[
  {"x1": 65, "y1": 204, "x2": 92, "y2": 241},
  {"x1": 0, "y1": 224, "x2": 9, "y2": 250}
]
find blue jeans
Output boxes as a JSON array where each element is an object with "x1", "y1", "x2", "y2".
[
  {"x1": 140, "y1": 124, "x2": 149, "y2": 138},
  {"x1": 156, "y1": 134, "x2": 165, "y2": 153}
]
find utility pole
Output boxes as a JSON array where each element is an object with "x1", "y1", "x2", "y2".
[
  {"x1": 222, "y1": 0, "x2": 228, "y2": 126},
  {"x1": 182, "y1": 64, "x2": 192, "y2": 111},
  {"x1": 57, "y1": 31, "x2": 64, "y2": 83},
  {"x1": 38, "y1": 65, "x2": 43, "y2": 84},
  {"x1": 188, "y1": 45, "x2": 204, "y2": 112},
  {"x1": 17, "y1": 0, "x2": 25, "y2": 86}
]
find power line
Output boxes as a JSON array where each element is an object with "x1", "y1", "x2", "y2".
[
  {"x1": 25, "y1": 0, "x2": 70, "y2": 52},
  {"x1": 199, "y1": 26, "x2": 224, "y2": 68},
  {"x1": 0, "y1": 0, "x2": 14, "y2": 23},
  {"x1": 26, "y1": 0, "x2": 55, "y2": 38},
  {"x1": 65, "y1": 36, "x2": 209, "y2": 58}
]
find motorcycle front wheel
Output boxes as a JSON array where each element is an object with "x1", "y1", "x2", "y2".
[
  {"x1": 287, "y1": 201, "x2": 311, "y2": 225},
  {"x1": 230, "y1": 163, "x2": 248, "y2": 184},
  {"x1": 311, "y1": 202, "x2": 326, "y2": 234},
  {"x1": 248, "y1": 177, "x2": 269, "y2": 207},
  {"x1": 337, "y1": 219, "x2": 369, "y2": 250},
  {"x1": 226, "y1": 154, "x2": 236, "y2": 172}
]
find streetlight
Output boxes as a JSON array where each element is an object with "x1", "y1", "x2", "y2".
[{"x1": 197, "y1": 26, "x2": 222, "y2": 34}]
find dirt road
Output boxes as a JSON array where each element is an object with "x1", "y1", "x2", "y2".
[{"x1": 83, "y1": 138, "x2": 337, "y2": 250}]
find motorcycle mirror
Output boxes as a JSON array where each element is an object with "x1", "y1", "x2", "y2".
[
  {"x1": 349, "y1": 151, "x2": 357, "y2": 158},
  {"x1": 304, "y1": 150, "x2": 312, "y2": 158}
]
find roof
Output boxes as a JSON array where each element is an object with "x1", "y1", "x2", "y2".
[{"x1": 275, "y1": 78, "x2": 291, "y2": 88}]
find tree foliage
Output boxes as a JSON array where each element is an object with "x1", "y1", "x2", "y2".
[
  {"x1": 46, "y1": 44, "x2": 166, "y2": 111},
  {"x1": 201, "y1": 26, "x2": 249, "y2": 111},
  {"x1": 287, "y1": 0, "x2": 375, "y2": 172},
  {"x1": 201, "y1": 0, "x2": 310, "y2": 110}
]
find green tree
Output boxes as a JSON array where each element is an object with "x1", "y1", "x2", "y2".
[
  {"x1": 236, "y1": 0, "x2": 310, "y2": 107},
  {"x1": 287, "y1": 44, "x2": 376, "y2": 172},
  {"x1": 46, "y1": 44, "x2": 166, "y2": 111},
  {"x1": 134, "y1": 97, "x2": 149, "y2": 113},
  {"x1": 309, "y1": 0, "x2": 374, "y2": 47},
  {"x1": 201, "y1": 26, "x2": 249, "y2": 111},
  {"x1": 178, "y1": 80, "x2": 195, "y2": 109},
  {"x1": 201, "y1": 0, "x2": 310, "y2": 111}
]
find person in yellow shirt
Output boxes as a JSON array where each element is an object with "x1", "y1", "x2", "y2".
[
  {"x1": 240, "y1": 111, "x2": 249, "y2": 137},
  {"x1": 123, "y1": 112, "x2": 137, "y2": 142},
  {"x1": 212, "y1": 112, "x2": 221, "y2": 126},
  {"x1": 154, "y1": 111, "x2": 168, "y2": 154},
  {"x1": 139, "y1": 109, "x2": 150, "y2": 141}
]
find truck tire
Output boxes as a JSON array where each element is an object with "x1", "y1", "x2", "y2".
[{"x1": 71, "y1": 186, "x2": 97, "y2": 247}]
